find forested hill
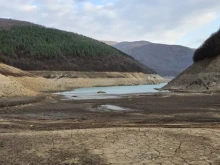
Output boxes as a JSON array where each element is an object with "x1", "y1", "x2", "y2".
[
  {"x1": 0, "y1": 18, "x2": 37, "y2": 27},
  {"x1": 0, "y1": 18, "x2": 155, "y2": 74}
]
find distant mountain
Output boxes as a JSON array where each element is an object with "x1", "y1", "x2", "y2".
[
  {"x1": 114, "y1": 41, "x2": 194, "y2": 76},
  {"x1": 101, "y1": 41, "x2": 119, "y2": 46},
  {"x1": 163, "y1": 28, "x2": 220, "y2": 92},
  {"x1": 114, "y1": 41, "x2": 151, "y2": 49},
  {"x1": 0, "y1": 18, "x2": 155, "y2": 74}
]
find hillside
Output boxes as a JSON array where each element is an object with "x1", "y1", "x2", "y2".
[
  {"x1": 101, "y1": 41, "x2": 118, "y2": 46},
  {"x1": 0, "y1": 62, "x2": 164, "y2": 97},
  {"x1": 162, "y1": 55, "x2": 220, "y2": 92},
  {"x1": 0, "y1": 18, "x2": 37, "y2": 28},
  {"x1": 114, "y1": 41, "x2": 151, "y2": 50},
  {"x1": 163, "y1": 28, "x2": 220, "y2": 92},
  {"x1": 0, "y1": 18, "x2": 155, "y2": 74},
  {"x1": 114, "y1": 41, "x2": 194, "y2": 76},
  {"x1": 0, "y1": 63, "x2": 37, "y2": 97}
]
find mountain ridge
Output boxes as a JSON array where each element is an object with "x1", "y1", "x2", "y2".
[
  {"x1": 0, "y1": 18, "x2": 155, "y2": 74},
  {"x1": 113, "y1": 41, "x2": 194, "y2": 76}
]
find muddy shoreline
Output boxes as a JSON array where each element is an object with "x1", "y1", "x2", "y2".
[
  {"x1": 1, "y1": 93, "x2": 220, "y2": 164},
  {"x1": 1, "y1": 92, "x2": 220, "y2": 131}
]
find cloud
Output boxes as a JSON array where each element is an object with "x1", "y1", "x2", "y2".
[{"x1": 0, "y1": 0, "x2": 219, "y2": 46}]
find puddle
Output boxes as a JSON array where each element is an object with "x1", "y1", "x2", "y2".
[{"x1": 97, "y1": 105, "x2": 130, "y2": 111}]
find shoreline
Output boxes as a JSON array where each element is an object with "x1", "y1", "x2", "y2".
[
  {"x1": 1, "y1": 91, "x2": 220, "y2": 164},
  {"x1": 1, "y1": 69, "x2": 166, "y2": 97},
  {"x1": 1, "y1": 89, "x2": 218, "y2": 107}
]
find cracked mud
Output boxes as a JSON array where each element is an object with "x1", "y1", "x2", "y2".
[{"x1": 0, "y1": 94, "x2": 220, "y2": 164}]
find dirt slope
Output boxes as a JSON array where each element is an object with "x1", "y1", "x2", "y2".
[
  {"x1": 163, "y1": 56, "x2": 220, "y2": 92},
  {"x1": 0, "y1": 63, "x2": 37, "y2": 97},
  {"x1": 0, "y1": 63, "x2": 165, "y2": 97}
]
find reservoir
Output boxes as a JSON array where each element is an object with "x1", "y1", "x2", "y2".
[{"x1": 59, "y1": 83, "x2": 167, "y2": 100}]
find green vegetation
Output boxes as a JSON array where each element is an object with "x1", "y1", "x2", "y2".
[
  {"x1": 193, "y1": 28, "x2": 220, "y2": 62},
  {"x1": 0, "y1": 26, "x2": 127, "y2": 59},
  {"x1": 0, "y1": 23, "x2": 154, "y2": 73}
]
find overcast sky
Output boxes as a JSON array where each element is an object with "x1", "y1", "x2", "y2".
[{"x1": 1, "y1": 0, "x2": 220, "y2": 48}]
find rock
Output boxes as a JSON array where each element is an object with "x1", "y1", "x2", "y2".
[{"x1": 97, "y1": 91, "x2": 106, "y2": 94}]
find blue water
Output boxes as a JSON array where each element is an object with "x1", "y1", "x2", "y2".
[{"x1": 60, "y1": 83, "x2": 167, "y2": 100}]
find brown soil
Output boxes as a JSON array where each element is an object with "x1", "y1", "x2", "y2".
[
  {"x1": 0, "y1": 93, "x2": 220, "y2": 164},
  {"x1": 0, "y1": 62, "x2": 164, "y2": 97},
  {"x1": 163, "y1": 56, "x2": 220, "y2": 92}
]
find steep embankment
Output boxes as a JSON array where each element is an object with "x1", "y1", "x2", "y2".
[
  {"x1": 163, "y1": 56, "x2": 220, "y2": 92},
  {"x1": 0, "y1": 18, "x2": 155, "y2": 74},
  {"x1": 114, "y1": 41, "x2": 194, "y2": 76},
  {"x1": 0, "y1": 63, "x2": 37, "y2": 97},
  {"x1": 30, "y1": 71, "x2": 164, "y2": 91},
  {"x1": 163, "y1": 28, "x2": 220, "y2": 92},
  {"x1": 0, "y1": 63, "x2": 164, "y2": 97}
]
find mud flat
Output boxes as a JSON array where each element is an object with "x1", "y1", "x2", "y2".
[
  {"x1": 1, "y1": 128, "x2": 220, "y2": 165},
  {"x1": 0, "y1": 93, "x2": 220, "y2": 164}
]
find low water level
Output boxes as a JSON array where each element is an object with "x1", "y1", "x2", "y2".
[{"x1": 59, "y1": 83, "x2": 167, "y2": 100}]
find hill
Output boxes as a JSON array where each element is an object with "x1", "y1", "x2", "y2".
[
  {"x1": 163, "y1": 28, "x2": 220, "y2": 92},
  {"x1": 0, "y1": 18, "x2": 37, "y2": 28},
  {"x1": 114, "y1": 41, "x2": 151, "y2": 50},
  {"x1": 162, "y1": 55, "x2": 220, "y2": 92},
  {"x1": 101, "y1": 41, "x2": 118, "y2": 46},
  {"x1": 0, "y1": 18, "x2": 155, "y2": 74},
  {"x1": 114, "y1": 41, "x2": 194, "y2": 76},
  {"x1": 193, "y1": 28, "x2": 220, "y2": 62}
]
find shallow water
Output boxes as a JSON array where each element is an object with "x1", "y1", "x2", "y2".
[
  {"x1": 98, "y1": 105, "x2": 130, "y2": 111},
  {"x1": 59, "y1": 83, "x2": 167, "y2": 100}
]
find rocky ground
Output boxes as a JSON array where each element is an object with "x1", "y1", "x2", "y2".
[
  {"x1": 0, "y1": 93, "x2": 220, "y2": 164},
  {"x1": 163, "y1": 56, "x2": 220, "y2": 92}
]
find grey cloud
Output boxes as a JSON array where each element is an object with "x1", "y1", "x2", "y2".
[{"x1": 0, "y1": 0, "x2": 219, "y2": 45}]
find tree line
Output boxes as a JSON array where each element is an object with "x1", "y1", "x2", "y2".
[
  {"x1": 193, "y1": 28, "x2": 220, "y2": 62},
  {"x1": 0, "y1": 26, "x2": 128, "y2": 59},
  {"x1": 0, "y1": 25, "x2": 154, "y2": 73}
]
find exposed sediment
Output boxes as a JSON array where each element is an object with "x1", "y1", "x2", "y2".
[
  {"x1": 30, "y1": 71, "x2": 164, "y2": 92},
  {"x1": 163, "y1": 56, "x2": 220, "y2": 92},
  {"x1": 1, "y1": 128, "x2": 220, "y2": 165},
  {"x1": 0, "y1": 93, "x2": 220, "y2": 164},
  {"x1": 0, "y1": 63, "x2": 165, "y2": 97}
]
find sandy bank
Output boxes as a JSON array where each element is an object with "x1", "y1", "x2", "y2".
[
  {"x1": 0, "y1": 63, "x2": 165, "y2": 97},
  {"x1": 0, "y1": 73, "x2": 37, "y2": 97},
  {"x1": 16, "y1": 72, "x2": 164, "y2": 93}
]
